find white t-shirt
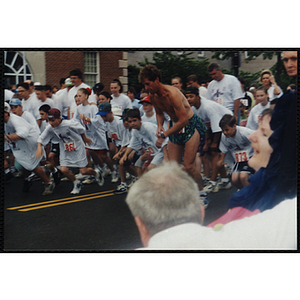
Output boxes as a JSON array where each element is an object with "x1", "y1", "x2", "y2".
[
  {"x1": 53, "y1": 90, "x2": 69, "y2": 117},
  {"x1": 5, "y1": 89, "x2": 14, "y2": 102},
  {"x1": 199, "y1": 86, "x2": 207, "y2": 98},
  {"x1": 129, "y1": 122, "x2": 168, "y2": 155},
  {"x1": 110, "y1": 94, "x2": 132, "y2": 117},
  {"x1": 73, "y1": 104, "x2": 108, "y2": 150},
  {"x1": 68, "y1": 82, "x2": 91, "y2": 119},
  {"x1": 219, "y1": 126, "x2": 254, "y2": 162},
  {"x1": 268, "y1": 85, "x2": 283, "y2": 102},
  {"x1": 206, "y1": 74, "x2": 244, "y2": 112},
  {"x1": 142, "y1": 111, "x2": 169, "y2": 131},
  {"x1": 38, "y1": 119, "x2": 88, "y2": 168},
  {"x1": 20, "y1": 111, "x2": 40, "y2": 132},
  {"x1": 5, "y1": 113, "x2": 43, "y2": 171},
  {"x1": 21, "y1": 94, "x2": 41, "y2": 120},
  {"x1": 105, "y1": 117, "x2": 129, "y2": 147},
  {"x1": 246, "y1": 102, "x2": 270, "y2": 131},
  {"x1": 192, "y1": 97, "x2": 232, "y2": 133}
]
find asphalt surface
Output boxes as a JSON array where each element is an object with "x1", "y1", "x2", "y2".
[{"x1": 3, "y1": 170, "x2": 237, "y2": 252}]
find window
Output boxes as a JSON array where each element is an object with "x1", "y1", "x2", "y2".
[
  {"x1": 4, "y1": 51, "x2": 33, "y2": 88},
  {"x1": 84, "y1": 52, "x2": 100, "y2": 88}
]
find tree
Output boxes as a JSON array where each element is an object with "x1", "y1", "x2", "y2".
[{"x1": 128, "y1": 51, "x2": 211, "y2": 92}]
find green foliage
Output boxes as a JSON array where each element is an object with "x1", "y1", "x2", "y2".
[{"x1": 128, "y1": 51, "x2": 211, "y2": 92}]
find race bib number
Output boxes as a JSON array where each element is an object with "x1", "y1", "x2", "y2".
[
  {"x1": 214, "y1": 98, "x2": 223, "y2": 105},
  {"x1": 233, "y1": 150, "x2": 249, "y2": 163},
  {"x1": 64, "y1": 141, "x2": 76, "y2": 151},
  {"x1": 257, "y1": 114, "x2": 262, "y2": 123},
  {"x1": 240, "y1": 99, "x2": 248, "y2": 107},
  {"x1": 109, "y1": 132, "x2": 120, "y2": 140},
  {"x1": 145, "y1": 146, "x2": 156, "y2": 156}
]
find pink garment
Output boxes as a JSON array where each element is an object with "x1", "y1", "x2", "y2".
[{"x1": 207, "y1": 207, "x2": 260, "y2": 228}]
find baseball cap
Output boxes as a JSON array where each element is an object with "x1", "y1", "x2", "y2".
[
  {"x1": 65, "y1": 78, "x2": 73, "y2": 87},
  {"x1": 139, "y1": 95, "x2": 152, "y2": 104},
  {"x1": 48, "y1": 108, "x2": 61, "y2": 120},
  {"x1": 9, "y1": 98, "x2": 22, "y2": 106},
  {"x1": 4, "y1": 102, "x2": 11, "y2": 113},
  {"x1": 96, "y1": 102, "x2": 111, "y2": 115},
  {"x1": 93, "y1": 82, "x2": 104, "y2": 93},
  {"x1": 185, "y1": 86, "x2": 199, "y2": 95}
]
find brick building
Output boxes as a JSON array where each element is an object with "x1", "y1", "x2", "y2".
[{"x1": 4, "y1": 50, "x2": 128, "y2": 93}]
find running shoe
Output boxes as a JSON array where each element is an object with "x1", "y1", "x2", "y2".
[
  {"x1": 22, "y1": 178, "x2": 33, "y2": 192},
  {"x1": 204, "y1": 181, "x2": 219, "y2": 193},
  {"x1": 75, "y1": 173, "x2": 87, "y2": 180},
  {"x1": 128, "y1": 177, "x2": 138, "y2": 188},
  {"x1": 95, "y1": 169, "x2": 104, "y2": 187},
  {"x1": 217, "y1": 180, "x2": 232, "y2": 190},
  {"x1": 82, "y1": 176, "x2": 96, "y2": 184},
  {"x1": 111, "y1": 170, "x2": 119, "y2": 183},
  {"x1": 202, "y1": 177, "x2": 210, "y2": 187},
  {"x1": 42, "y1": 182, "x2": 55, "y2": 196},
  {"x1": 70, "y1": 182, "x2": 83, "y2": 194},
  {"x1": 102, "y1": 168, "x2": 111, "y2": 178},
  {"x1": 199, "y1": 193, "x2": 209, "y2": 209},
  {"x1": 126, "y1": 172, "x2": 131, "y2": 180},
  {"x1": 114, "y1": 184, "x2": 128, "y2": 194}
]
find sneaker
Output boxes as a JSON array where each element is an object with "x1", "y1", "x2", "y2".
[
  {"x1": 204, "y1": 181, "x2": 219, "y2": 193},
  {"x1": 218, "y1": 180, "x2": 232, "y2": 190},
  {"x1": 126, "y1": 172, "x2": 131, "y2": 180},
  {"x1": 42, "y1": 182, "x2": 55, "y2": 196},
  {"x1": 52, "y1": 169, "x2": 62, "y2": 185},
  {"x1": 75, "y1": 173, "x2": 87, "y2": 180},
  {"x1": 111, "y1": 170, "x2": 119, "y2": 183},
  {"x1": 27, "y1": 172, "x2": 40, "y2": 182},
  {"x1": 95, "y1": 169, "x2": 104, "y2": 187},
  {"x1": 70, "y1": 181, "x2": 83, "y2": 194},
  {"x1": 202, "y1": 177, "x2": 210, "y2": 187},
  {"x1": 22, "y1": 179, "x2": 33, "y2": 192},
  {"x1": 82, "y1": 176, "x2": 96, "y2": 184},
  {"x1": 102, "y1": 168, "x2": 111, "y2": 178},
  {"x1": 114, "y1": 183, "x2": 128, "y2": 194},
  {"x1": 13, "y1": 170, "x2": 23, "y2": 177},
  {"x1": 128, "y1": 177, "x2": 138, "y2": 188},
  {"x1": 199, "y1": 193, "x2": 209, "y2": 209}
]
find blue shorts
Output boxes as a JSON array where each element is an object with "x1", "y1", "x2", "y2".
[{"x1": 169, "y1": 114, "x2": 206, "y2": 146}]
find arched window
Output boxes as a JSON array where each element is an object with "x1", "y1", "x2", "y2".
[{"x1": 4, "y1": 51, "x2": 33, "y2": 88}]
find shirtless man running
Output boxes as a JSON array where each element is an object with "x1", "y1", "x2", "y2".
[{"x1": 139, "y1": 65, "x2": 208, "y2": 206}]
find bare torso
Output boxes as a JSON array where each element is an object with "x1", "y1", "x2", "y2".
[{"x1": 149, "y1": 84, "x2": 194, "y2": 122}]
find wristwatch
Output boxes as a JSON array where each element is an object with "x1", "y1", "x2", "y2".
[{"x1": 160, "y1": 133, "x2": 166, "y2": 139}]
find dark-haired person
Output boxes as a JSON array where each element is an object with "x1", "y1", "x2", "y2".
[
  {"x1": 139, "y1": 65, "x2": 208, "y2": 206},
  {"x1": 68, "y1": 68, "x2": 91, "y2": 119},
  {"x1": 206, "y1": 63, "x2": 243, "y2": 123},
  {"x1": 127, "y1": 87, "x2": 142, "y2": 109},
  {"x1": 110, "y1": 78, "x2": 132, "y2": 117},
  {"x1": 4, "y1": 102, "x2": 55, "y2": 195}
]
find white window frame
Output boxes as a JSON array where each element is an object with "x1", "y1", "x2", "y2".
[{"x1": 84, "y1": 52, "x2": 100, "y2": 87}]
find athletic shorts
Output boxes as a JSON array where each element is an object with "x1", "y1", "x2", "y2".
[
  {"x1": 50, "y1": 143, "x2": 60, "y2": 156},
  {"x1": 169, "y1": 114, "x2": 206, "y2": 146},
  {"x1": 15, "y1": 160, "x2": 39, "y2": 171},
  {"x1": 231, "y1": 161, "x2": 255, "y2": 174}
]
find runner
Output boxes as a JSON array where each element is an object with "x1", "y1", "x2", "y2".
[
  {"x1": 138, "y1": 65, "x2": 208, "y2": 206},
  {"x1": 4, "y1": 102, "x2": 55, "y2": 195},
  {"x1": 36, "y1": 108, "x2": 104, "y2": 194}
]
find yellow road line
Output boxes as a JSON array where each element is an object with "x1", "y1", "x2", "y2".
[
  {"x1": 17, "y1": 193, "x2": 115, "y2": 212},
  {"x1": 7, "y1": 190, "x2": 115, "y2": 211}
]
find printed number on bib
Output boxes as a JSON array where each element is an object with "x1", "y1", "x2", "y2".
[
  {"x1": 145, "y1": 146, "x2": 156, "y2": 155},
  {"x1": 64, "y1": 141, "x2": 76, "y2": 151},
  {"x1": 233, "y1": 150, "x2": 249, "y2": 163},
  {"x1": 240, "y1": 99, "x2": 248, "y2": 107},
  {"x1": 109, "y1": 132, "x2": 120, "y2": 140}
]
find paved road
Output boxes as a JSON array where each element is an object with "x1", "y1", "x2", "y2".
[{"x1": 3, "y1": 171, "x2": 237, "y2": 251}]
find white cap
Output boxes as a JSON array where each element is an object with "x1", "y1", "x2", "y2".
[
  {"x1": 34, "y1": 82, "x2": 41, "y2": 86},
  {"x1": 4, "y1": 102, "x2": 11, "y2": 113}
]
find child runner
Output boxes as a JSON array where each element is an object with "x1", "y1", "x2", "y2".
[
  {"x1": 4, "y1": 102, "x2": 55, "y2": 195},
  {"x1": 36, "y1": 108, "x2": 104, "y2": 194},
  {"x1": 218, "y1": 114, "x2": 255, "y2": 190},
  {"x1": 246, "y1": 86, "x2": 271, "y2": 130},
  {"x1": 74, "y1": 88, "x2": 114, "y2": 183}
]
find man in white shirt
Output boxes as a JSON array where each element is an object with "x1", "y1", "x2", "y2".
[
  {"x1": 68, "y1": 68, "x2": 91, "y2": 119},
  {"x1": 206, "y1": 63, "x2": 243, "y2": 122}
]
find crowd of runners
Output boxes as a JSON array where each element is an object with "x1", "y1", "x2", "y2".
[{"x1": 4, "y1": 51, "x2": 297, "y2": 214}]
